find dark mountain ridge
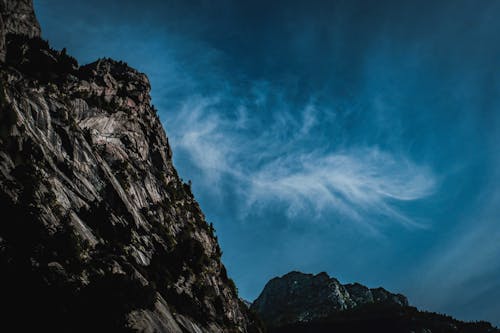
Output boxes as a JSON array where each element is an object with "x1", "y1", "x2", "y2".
[{"x1": 251, "y1": 271, "x2": 498, "y2": 333}]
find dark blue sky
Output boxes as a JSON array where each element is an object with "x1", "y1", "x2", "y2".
[{"x1": 35, "y1": 0, "x2": 500, "y2": 325}]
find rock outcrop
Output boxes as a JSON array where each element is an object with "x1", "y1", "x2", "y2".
[
  {"x1": 251, "y1": 271, "x2": 407, "y2": 328},
  {"x1": 0, "y1": 0, "x2": 41, "y2": 60},
  {"x1": 0, "y1": 3, "x2": 261, "y2": 333},
  {"x1": 251, "y1": 271, "x2": 499, "y2": 333}
]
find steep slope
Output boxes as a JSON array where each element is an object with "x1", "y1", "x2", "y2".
[
  {"x1": 251, "y1": 272, "x2": 498, "y2": 333},
  {"x1": 0, "y1": 0, "x2": 41, "y2": 60},
  {"x1": 0, "y1": 3, "x2": 261, "y2": 333}
]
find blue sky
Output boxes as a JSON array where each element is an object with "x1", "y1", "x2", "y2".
[{"x1": 35, "y1": 0, "x2": 500, "y2": 325}]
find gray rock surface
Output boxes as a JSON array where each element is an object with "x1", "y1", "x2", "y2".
[
  {"x1": 0, "y1": 2, "x2": 262, "y2": 333},
  {"x1": 0, "y1": 0, "x2": 41, "y2": 60},
  {"x1": 251, "y1": 271, "x2": 408, "y2": 328}
]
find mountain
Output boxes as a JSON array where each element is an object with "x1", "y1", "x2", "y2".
[
  {"x1": 0, "y1": 1, "x2": 262, "y2": 332},
  {"x1": 251, "y1": 271, "x2": 499, "y2": 333},
  {"x1": 251, "y1": 271, "x2": 408, "y2": 328},
  {"x1": 1, "y1": 3, "x2": 497, "y2": 333},
  {"x1": 0, "y1": 0, "x2": 41, "y2": 61}
]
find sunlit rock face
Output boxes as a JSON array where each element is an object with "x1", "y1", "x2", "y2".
[
  {"x1": 251, "y1": 271, "x2": 407, "y2": 328},
  {"x1": 0, "y1": 2, "x2": 263, "y2": 333}
]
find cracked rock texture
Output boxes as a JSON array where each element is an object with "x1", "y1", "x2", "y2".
[{"x1": 0, "y1": 2, "x2": 262, "y2": 333}]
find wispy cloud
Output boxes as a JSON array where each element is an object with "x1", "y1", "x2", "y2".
[
  {"x1": 170, "y1": 96, "x2": 236, "y2": 182},
  {"x1": 247, "y1": 149, "x2": 435, "y2": 223},
  {"x1": 166, "y1": 88, "x2": 437, "y2": 228}
]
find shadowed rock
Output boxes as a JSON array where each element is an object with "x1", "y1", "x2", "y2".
[
  {"x1": 0, "y1": 2, "x2": 262, "y2": 332},
  {"x1": 0, "y1": 0, "x2": 41, "y2": 60},
  {"x1": 251, "y1": 271, "x2": 407, "y2": 327},
  {"x1": 251, "y1": 271, "x2": 498, "y2": 333}
]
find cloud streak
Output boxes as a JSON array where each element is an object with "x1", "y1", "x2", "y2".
[
  {"x1": 247, "y1": 149, "x2": 435, "y2": 223},
  {"x1": 167, "y1": 90, "x2": 437, "y2": 228}
]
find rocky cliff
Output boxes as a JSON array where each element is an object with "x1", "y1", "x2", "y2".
[
  {"x1": 0, "y1": 0, "x2": 41, "y2": 60},
  {"x1": 0, "y1": 3, "x2": 261, "y2": 333},
  {"x1": 251, "y1": 272, "x2": 498, "y2": 333},
  {"x1": 251, "y1": 271, "x2": 407, "y2": 328}
]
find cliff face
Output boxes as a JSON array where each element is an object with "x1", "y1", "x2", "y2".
[
  {"x1": 251, "y1": 271, "x2": 407, "y2": 328},
  {"x1": 0, "y1": 3, "x2": 261, "y2": 333},
  {"x1": 0, "y1": 0, "x2": 41, "y2": 60},
  {"x1": 251, "y1": 272, "x2": 499, "y2": 333}
]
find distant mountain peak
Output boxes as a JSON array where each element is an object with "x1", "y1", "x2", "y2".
[
  {"x1": 251, "y1": 271, "x2": 407, "y2": 328},
  {"x1": 251, "y1": 271, "x2": 498, "y2": 333}
]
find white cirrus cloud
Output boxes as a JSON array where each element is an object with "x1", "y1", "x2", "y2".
[
  {"x1": 165, "y1": 90, "x2": 437, "y2": 228},
  {"x1": 246, "y1": 149, "x2": 436, "y2": 224}
]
